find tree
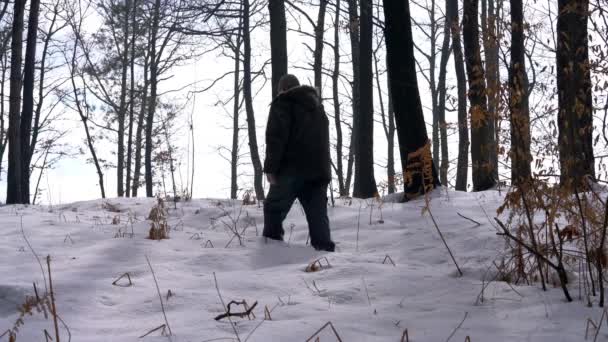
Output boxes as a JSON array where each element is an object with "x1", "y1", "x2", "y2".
[
  {"x1": 6, "y1": 0, "x2": 27, "y2": 204},
  {"x1": 435, "y1": 0, "x2": 451, "y2": 185},
  {"x1": 481, "y1": 0, "x2": 500, "y2": 182},
  {"x1": 344, "y1": 0, "x2": 359, "y2": 194},
  {"x1": 243, "y1": 0, "x2": 265, "y2": 200},
  {"x1": 449, "y1": 0, "x2": 468, "y2": 191},
  {"x1": 383, "y1": 0, "x2": 440, "y2": 200},
  {"x1": 509, "y1": 0, "x2": 531, "y2": 185},
  {"x1": 556, "y1": 0, "x2": 595, "y2": 187},
  {"x1": 463, "y1": 0, "x2": 496, "y2": 191},
  {"x1": 269, "y1": 0, "x2": 287, "y2": 99},
  {"x1": 331, "y1": 0, "x2": 347, "y2": 196},
  {"x1": 352, "y1": 0, "x2": 377, "y2": 198},
  {"x1": 19, "y1": 0, "x2": 41, "y2": 204}
]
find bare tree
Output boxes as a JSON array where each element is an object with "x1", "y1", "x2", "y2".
[
  {"x1": 463, "y1": 0, "x2": 496, "y2": 191},
  {"x1": 509, "y1": 0, "x2": 531, "y2": 184},
  {"x1": 269, "y1": 0, "x2": 287, "y2": 98},
  {"x1": 449, "y1": 0, "x2": 468, "y2": 191},
  {"x1": 557, "y1": 0, "x2": 595, "y2": 187},
  {"x1": 6, "y1": 0, "x2": 27, "y2": 204},
  {"x1": 353, "y1": 0, "x2": 377, "y2": 198}
]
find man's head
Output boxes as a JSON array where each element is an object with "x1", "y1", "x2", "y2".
[{"x1": 277, "y1": 74, "x2": 300, "y2": 94}]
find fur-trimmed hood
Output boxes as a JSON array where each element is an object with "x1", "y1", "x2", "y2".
[{"x1": 273, "y1": 85, "x2": 321, "y2": 109}]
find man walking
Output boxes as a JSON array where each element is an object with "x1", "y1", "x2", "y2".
[{"x1": 262, "y1": 74, "x2": 335, "y2": 252}]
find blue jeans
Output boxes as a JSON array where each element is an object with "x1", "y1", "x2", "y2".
[{"x1": 263, "y1": 176, "x2": 335, "y2": 251}]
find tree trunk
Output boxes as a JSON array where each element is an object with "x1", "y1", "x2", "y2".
[
  {"x1": 19, "y1": 0, "x2": 41, "y2": 204},
  {"x1": 387, "y1": 71, "x2": 396, "y2": 194},
  {"x1": 132, "y1": 52, "x2": 149, "y2": 197},
  {"x1": 269, "y1": 0, "x2": 287, "y2": 99},
  {"x1": 117, "y1": 1, "x2": 130, "y2": 197},
  {"x1": 345, "y1": 0, "x2": 359, "y2": 195},
  {"x1": 126, "y1": 0, "x2": 137, "y2": 197},
  {"x1": 557, "y1": 0, "x2": 595, "y2": 186},
  {"x1": 481, "y1": 0, "x2": 499, "y2": 183},
  {"x1": 463, "y1": 0, "x2": 495, "y2": 191},
  {"x1": 509, "y1": 0, "x2": 531, "y2": 185},
  {"x1": 30, "y1": 4, "x2": 58, "y2": 178},
  {"x1": 353, "y1": 0, "x2": 377, "y2": 198},
  {"x1": 0, "y1": 54, "x2": 6, "y2": 181},
  {"x1": 6, "y1": 0, "x2": 27, "y2": 204},
  {"x1": 314, "y1": 0, "x2": 328, "y2": 92},
  {"x1": 243, "y1": 0, "x2": 265, "y2": 200},
  {"x1": 332, "y1": 0, "x2": 346, "y2": 196},
  {"x1": 436, "y1": 0, "x2": 451, "y2": 186},
  {"x1": 450, "y1": 0, "x2": 469, "y2": 191},
  {"x1": 231, "y1": 22, "x2": 243, "y2": 200},
  {"x1": 145, "y1": 0, "x2": 161, "y2": 197},
  {"x1": 383, "y1": 0, "x2": 440, "y2": 200},
  {"x1": 374, "y1": 47, "x2": 393, "y2": 194}
]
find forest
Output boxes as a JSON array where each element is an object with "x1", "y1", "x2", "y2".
[{"x1": 1, "y1": 0, "x2": 608, "y2": 340}]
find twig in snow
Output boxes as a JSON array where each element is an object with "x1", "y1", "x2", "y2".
[
  {"x1": 47, "y1": 256, "x2": 61, "y2": 342},
  {"x1": 464, "y1": 337, "x2": 471, "y2": 342},
  {"x1": 305, "y1": 257, "x2": 331, "y2": 272},
  {"x1": 204, "y1": 240, "x2": 214, "y2": 248},
  {"x1": 21, "y1": 217, "x2": 48, "y2": 294},
  {"x1": 401, "y1": 328, "x2": 409, "y2": 342},
  {"x1": 44, "y1": 329, "x2": 53, "y2": 342},
  {"x1": 145, "y1": 255, "x2": 173, "y2": 336},
  {"x1": 213, "y1": 272, "x2": 241, "y2": 342},
  {"x1": 457, "y1": 212, "x2": 481, "y2": 226},
  {"x1": 445, "y1": 312, "x2": 468, "y2": 342},
  {"x1": 382, "y1": 255, "x2": 396, "y2": 266},
  {"x1": 594, "y1": 309, "x2": 608, "y2": 342},
  {"x1": 112, "y1": 273, "x2": 133, "y2": 287},
  {"x1": 264, "y1": 306, "x2": 272, "y2": 320},
  {"x1": 214, "y1": 301, "x2": 258, "y2": 321},
  {"x1": 586, "y1": 318, "x2": 598, "y2": 340},
  {"x1": 426, "y1": 206, "x2": 463, "y2": 276},
  {"x1": 305, "y1": 321, "x2": 343, "y2": 342},
  {"x1": 362, "y1": 277, "x2": 372, "y2": 306},
  {"x1": 139, "y1": 324, "x2": 167, "y2": 338},
  {"x1": 243, "y1": 303, "x2": 280, "y2": 342}
]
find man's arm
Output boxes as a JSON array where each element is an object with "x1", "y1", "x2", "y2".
[{"x1": 263, "y1": 99, "x2": 291, "y2": 177}]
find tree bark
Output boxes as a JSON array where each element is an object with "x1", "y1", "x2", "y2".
[
  {"x1": 145, "y1": 0, "x2": 161, "y2": 197},
  {"x1": 450, "y1": 0, "x2": 469, "y2": 191},
  {"x1": 126, "y1": 0, "x2": 137, "y2": 197},
  {"x1": 463, "y1": 0, "x2": 496, "y2": 191},
  {"x1": 332, "y1": 0, "x2": 346, "y2": 196},
  {"x1": 231, "y1": 20, "x2": 243, "y2": 200},
  {"x1": 383, "y1": 0, "x2": 440, "y2": 200},
  {"x1": 314, "y1": 0, "x2": 328, "y2": 92},
  {"x1": 269, "y1": 0, "x2": 287, "y2": 99},
  {"x1": 0, "y1": 54, "x2": 6, "y2": 181},
  {"x1": 557, "y1": 0, "x2": 595, "y2": 186},
  {"x1": 481, "y1": 0, "x2": 499, "y2": 183},
  {"x1": 243, "y1": 0, "x2": 265, "y2": 200},
  {"x1": 386, "y1": 71, "x2": 396, "y2": 194},
  {"x1": 436, "y1": 0, "x2": 451, "y2": 186},
  {"x1": 353, "y1": 0, "x2": 377, "y2": 198},
  {"x1": 19, "y1": 0, "x2": 41, "y2": 204},
  {"x1": 117, "y1": 0, "x2": 130, "y2": 197},
  {"x1": 509, "y1": 0, "x2": 532, "y2": 185},
  {"x1": 345, "y1": 0, "x2": 359, "y2": 195},
  {"x1": 6, "y1": 0, "x2": 27, "y2": 204}
]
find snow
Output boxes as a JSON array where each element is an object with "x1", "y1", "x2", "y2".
[{"x1": 0, "y1": 190, "x2": 604, "y2": 341}]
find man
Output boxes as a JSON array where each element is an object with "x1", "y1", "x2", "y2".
[{"x1": 262, "y1": 74, "x2": 335, "y2": 252}]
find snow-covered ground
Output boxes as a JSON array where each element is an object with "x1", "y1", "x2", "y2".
[{"x1": 0, "y1": 189, "x2": 604, "y2": 341}]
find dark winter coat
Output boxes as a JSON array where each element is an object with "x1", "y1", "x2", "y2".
[{"x1": 263, "y1": 85, "x2": 331, "y2": 183}]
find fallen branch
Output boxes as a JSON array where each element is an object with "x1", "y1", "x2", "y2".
[
  {"x1": 401, "y1": 328, "x2": 409, "y2": 342},
  {"x1": 214, "y1": 301, "x2": 258, "y2": 321},
  {"x1": 586, "y1": 318, "x2": 598, "y2": 340},
  {"x1": 382, "y1": 255, "x2": 396, "y2": 266},
  {"x1": 427, "y1": 206, "x2": 463, "y2": 276},
  {"x1": 446, "y1": 312, "x2": 468, "y2": 342},
  {"x1": 112, "y1": 273, "x2": 133, "y2": 287},
  {"x1": 594, "y1": 309, "x2": 608, "y2": 342},
  {"x1": 306, "y1": 257, "x2": 331, "y2": 272},
  {"x1": 305, "y1": 321, "x2": 343, "y2": 342},
  {"x1": 457, "y1": 212, "x2": 481, "y2": 226},
  {"x1": 145, "y1": 255, "x2": 173, "y2": 336},
  {"x1": 139, "y1": 324, "x2": 166, "y2": 338},
  {"x1": 47, "y1": 256, "x2": 60, "y2": 342}
]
